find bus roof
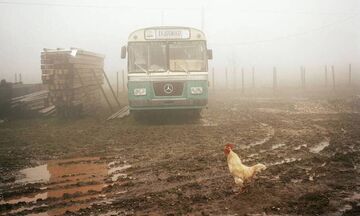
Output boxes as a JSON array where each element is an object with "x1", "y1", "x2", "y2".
[{"x1": 128, "y1": 26, "x2": 206, "y2": 42}]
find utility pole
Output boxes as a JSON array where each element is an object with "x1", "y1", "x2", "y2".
[
  {"x1": 161, "y1": 10, "x2": 164, "y2": 25},
  {"x1": 201, "y1": 7, "x2": 205, "y2": 31}
]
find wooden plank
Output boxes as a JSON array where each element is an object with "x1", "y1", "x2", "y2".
[{"x1": 107, "y1": 106, "x2": 129, "y2": 120}]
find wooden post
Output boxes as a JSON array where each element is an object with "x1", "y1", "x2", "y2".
[
  {"x1": 273, "y1": 67, "x2": 278, "y2": 91},
  {"x1": 91, "y1": 69, "x2": 114, "y2": 113},
  {"x1": 212, "y1": 67, "x2": 215, "y2": 91},
  {"x1": 252, "y1": 66, "x2": 255, "y2": 88},
  {"x1": 241, "y1": 67, "x2": 244, "y2": 94},
  {"x1": 116, "y1": 71, "x2": 119, "y2": 97},
  {"x1": 331, "y1": 65, "x2": 335, "y2": 90},
  {"x1": 325, "y1": 65, "x2": 328, "y2": 88},
  {"x1": 303, "y1": 67, "x2": 306, "y2": 89},
  {"x1": 301, "y1": 66, "x2": 306, "y2": 90},
  {"x1": 300, "y1": 66, "x2": 302, "y2": 89},
  {"x1": 349, "y1": 64, "x2": 352, "y2": 85},
  {"x1": 122, "y1": 69, "x2": 126, "y2": 92},
  {"x1": 225, "y1": 67, "x2": 228, "y2": 89},
  {"x1": 233, "y1": 66, "x2": 236, "y2": 89},
  {"x1": 102, "y1": 69, "x2": 121, "y2": 109},
  {"x1": 15, "y1": 73, "x2": 17, "y2": 83}
]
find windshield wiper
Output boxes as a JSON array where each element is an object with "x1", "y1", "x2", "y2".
[
  {"x1": 178, "y1": 64, "x2": 189, "y2": 73},
  {"x1": 148, "y1": 64, "x2": 167, "y2": 72},
  {"x1": 135, "y1": 63, "x2": 148, "y2": 74}
]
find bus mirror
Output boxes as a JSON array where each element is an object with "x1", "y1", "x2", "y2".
[
  {"x1": 207, "y1": 49, "x2": 213, "y2": 60},
  {"x1": 121, "y1": 46, "x2": 127, "y2": 59}
]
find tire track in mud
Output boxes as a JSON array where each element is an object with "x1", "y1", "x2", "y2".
[{"x1": 1, "y1": 97, "x2": 360, "y2": 215}]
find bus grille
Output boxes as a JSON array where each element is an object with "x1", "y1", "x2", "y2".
[{"x1": 153, "y1": 82, "x2": 184, "y2": 96}]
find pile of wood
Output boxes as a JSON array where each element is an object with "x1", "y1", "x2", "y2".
[
  {"x1": 41, "y1": 48, "x2": 105, "y2": 118},
  {"x1": 11, "y1": 90, "x2": 55, "y2": 117}
]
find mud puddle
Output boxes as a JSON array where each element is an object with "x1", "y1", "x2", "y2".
[
  {"x1": 271, "y1": 143, "x2": 286, "y2": 150},
  {"x1": 310, "y1": 140, "x2": 330, "y2": 153},
  {"x1": 200, "y1": 118, "x2": 218, "y2": 127},
  {"x1": 0, "y1": 157, "x2": 131, "y2": 215},
  {"x1": 240, "y1": 123, "x2": 275, "y2": 149}
]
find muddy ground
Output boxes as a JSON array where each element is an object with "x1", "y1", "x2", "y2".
[{"x1": 1, "y1": 90, "x2": 360, "y2": 215}]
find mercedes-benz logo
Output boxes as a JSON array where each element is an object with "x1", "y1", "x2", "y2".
[{"x1": 163, "y1": 83, "x2": 174, "y2": 94}]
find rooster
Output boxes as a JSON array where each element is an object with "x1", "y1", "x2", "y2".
[{"x1": 224, "y1": 144, "x2": 266, "y2": 188}]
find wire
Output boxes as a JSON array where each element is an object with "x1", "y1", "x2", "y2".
[
  {"x1": 1, "y1": 1, "x2": 358, "y2": 46},
  {"x1": 0, "y1": 1, "x2": 358, "y2": 15},
  {"x1": 210, "y1": 13, "x2": 359, "y2": 46},
  {"x1": 0, "y1": 1, "x2": 200, "y2": 10}
]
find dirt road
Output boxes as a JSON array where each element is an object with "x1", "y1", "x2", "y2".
[{"x1": 1, "y1": 92, "x2": 360, "y2": 215}]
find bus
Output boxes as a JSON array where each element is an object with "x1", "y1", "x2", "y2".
[{"x1": 121, "y1": 26, "x2": 212, "y2": 116}]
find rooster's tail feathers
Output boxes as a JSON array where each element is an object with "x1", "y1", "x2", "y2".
[{"x1": 252, "y1": 163, "x2": 267, "y2": 173}]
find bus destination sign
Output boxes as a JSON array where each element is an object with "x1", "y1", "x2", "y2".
[{"x1": 145, "y1": 29, "x2": 190, "y2": 40}]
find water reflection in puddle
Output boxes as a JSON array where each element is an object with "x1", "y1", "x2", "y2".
[
  {"x1": 310, "y1": 140, "x2": 330, "y2": 153},
  {"x1": 294, "y1": 144, "x2": 307, "y2": 150},
  {"x1": 16, "y1": 164, "x2": 50, "y2": 183},
  {"x1": 269, "y1": 157, "x2": 300, "y2": 166},
  {"x1": 271, "y1": 143, "x2": 285, "y2": 150},
  {"x1": 1, "y1": 157, "x2": 131, "y2": 216}
]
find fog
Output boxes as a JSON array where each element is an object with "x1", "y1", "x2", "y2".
[{"x1": 0, "y1": 0, "x2": 359, "y2": 86}]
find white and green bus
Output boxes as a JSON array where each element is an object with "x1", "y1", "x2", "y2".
[{"x1": 121, "y1": 26, "x2": 212, "y2": 114}]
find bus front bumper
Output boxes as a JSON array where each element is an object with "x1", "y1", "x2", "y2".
[{"x1": 129, "y1": 98, "x2": 207, "y2": 110}]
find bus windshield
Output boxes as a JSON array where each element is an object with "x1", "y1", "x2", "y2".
[
  {"x1": 128, "y1": 41, "x2": 206, "y2": 73},
  {"x1": 169, "y1": 41, "x2": 206, "y2": 72},
  {"x1": 128, "y1": 42, "x2": 167, "y2": 73}
]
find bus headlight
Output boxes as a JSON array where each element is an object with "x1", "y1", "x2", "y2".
[
  {"x1": 191, "y1": 87, "x2": 203, "y2": 95},
  {"x1": 133, "y1": 88, "x2": 146, "y2": 96}
]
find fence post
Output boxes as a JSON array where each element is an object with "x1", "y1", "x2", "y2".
[
  {"x1": 303, "y1": 67, "x2": 306, "y2": 90},
  {"x1": 212, "y1": 67, "x2": 215, "y2": 91},
  {"x1": 325, "y1": 65, "x2": 328, "y2": 88},
  {"x1": 252, "y1": 66, "x2": 255, "y2": 88},
  {"x1": 300, "y1": 66, "x2": 303, "y2": 89},
  {"x1": 241, "y1": 67, "x2": 244, "y2": 94},
  {"x1": 233, "y1": 66, "x2": 237, "y2": 89},
  {"x1": 301, "y1": 66, "x2": 306, "y2": 90},
  {"x1": 273, "y1": 67, "x2": 278, "y2": 92},
  {"x1": 225, "y1": 67, "x2": 228, "y2": 89},
  {"x1": 349, "y1": 64, "x2": 352, "y2": 86},
  {"x1": 122, "y1": 69, "x2": 126, "y2": 92},
  {"x1": 116, "y1": 71, "x2": 119, "y2": 97},
  {"x1": 331, "y1": 65, "x2": 335, "y2": 90}
]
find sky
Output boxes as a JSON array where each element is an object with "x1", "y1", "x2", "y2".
[{"x1": 0, "y1": 0, "x2": 359, "y2": 86}]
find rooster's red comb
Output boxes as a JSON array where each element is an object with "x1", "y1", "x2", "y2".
[{"x1": 225, "y1": 143, "x2": 235, "y2": 149}]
